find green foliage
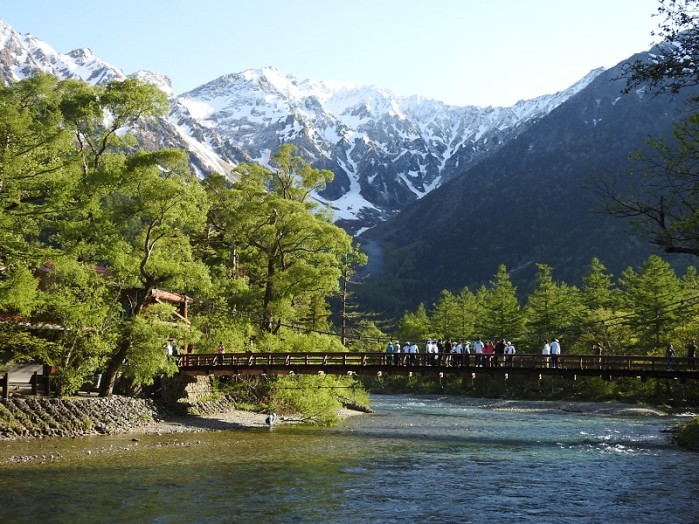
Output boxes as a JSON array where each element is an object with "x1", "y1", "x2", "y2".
[
  {"x1": 204, "y1": 147, "x2": 352, "y2": 335},
  {"x1": 344, "y1": 320, "x2": 386, "y2": 353},
  {"x1": 676, "y1": 416, "x2": 699, "y2": 450},
  {"x1": 0, "y1": 267, "x2": 40, "y2": 316},
  {"x1": 621, "y1": 0, "x2": 699, "y2": 97},
  {"x1": 478, "y1": 265, "x2": 524, "y2": 341},
  {"x1": 524, "y1": 264, "x2": 585, "y2": 352},
  {"x1": 0, "y1": 328, "x2": 58, "y2": 366},
  {"x1": 119, "y1": 308, "x2": 182, "y2": 387},
  {"x1": 619, "y1": 255, "x2": 683, "y2": 352},
  {"x1": 582, "y1": 257, "x2": 617, "y2": 310},
  {"x1": 396, "y1": 303, "x2": 430, "y2": 342},
  {"x1": 268, "y1": 375, "x2": 343, "y2": 425},
  {"x1": 253, "y1": 330, "x2": 346, "y2": 353}
]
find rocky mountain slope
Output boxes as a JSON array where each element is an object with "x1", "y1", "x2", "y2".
[
  {"x1": 360, "y1": 54, "x2": 697, "y2": 316},
  {"x1": 0, "y1": 18, "x2": 601, "y2": 231}
]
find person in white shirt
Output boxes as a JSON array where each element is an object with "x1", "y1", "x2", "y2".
[
  {"x1": 542, "y1": 339, "x2": 550, "y2": 368},
  {"x1": 429, "y1": 339, "x2": 438, "y2": 365},
  {"x1": 550, "y1": 338, "x2": 561, "y2": 368},
  {"x1": 452, "y1": 341, "x2": 463, "y2": 367},
  {"x1": 474, "y1": 337, "x2": 484, "y2": 367},
  {"x1": 505, "y1": 341, "x2": 516, "y2": 367},
  {"x1": 463, "y1": 341, "x2": 471, "y2": 367},
  {"x1": 425, "y1": 339, "x2": 433, "y2": 366},
  {"x1": 408, "y1": 341, "x2": 418, "y2": 366}
]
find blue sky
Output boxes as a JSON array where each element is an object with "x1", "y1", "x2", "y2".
[{"x1": 2, "y1": 0, "x2": 660, "y2": 107}]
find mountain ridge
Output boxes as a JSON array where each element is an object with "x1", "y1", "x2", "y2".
[
  {"x1": 359, "y1": 55, "x2": 697, "y2": 316},
  {"x1": 0, "y1": 17, "x2": 603, "y2": 231}
]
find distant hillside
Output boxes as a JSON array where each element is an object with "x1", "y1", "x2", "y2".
[{"x1": 360, "y1": 54, "x2": 697, "y2": 318}]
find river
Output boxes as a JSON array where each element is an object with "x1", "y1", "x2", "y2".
[{"x1": 0, "y1": 395, "x2": 697, "y2": 523}]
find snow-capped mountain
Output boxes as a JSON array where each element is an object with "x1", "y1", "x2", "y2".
[
  {"x1": 0, "y1": 19, "x2": 238, "y2": 179},
  {"x1": 174, "y1": 66, "x2": 602, "y2": 231},
  {"x1": 0, "y1": 18, "x2": 602, "y2": 232}
]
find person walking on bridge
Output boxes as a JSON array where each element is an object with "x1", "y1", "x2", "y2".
[
  {"x1": 686, "y1": 339, "x2": 697, "y2": 370},
  {"x1": 550, "y1": 339, "x2": 561, "y2": 369},
  {"x1": 402, "y1": 342, "x2": 411, "y2": 366},
  {"x1": 541, "y1": 339, "x2": 551, "y2": 368},
  {"x1": 474, "y1": 337, "x2": 484, "y2": 367},
  {"x1": 592, "y1": 342, "x2": 603, "y2": 369},
  {"x1": 666, "y1": 344, "x2": 677, "y2": 369},
  {"x1": 385, "y1": 341, "x2": 394, "y2": 366},
  {"x1": 505, "y1": 341, "x2": 516, "y2": 367},
  {"x1": 216, "y1": 341, "x2": 225, "y2": 365},
  {"x1": 408, "y1": 341, "x2": 418, "y2": 366}
]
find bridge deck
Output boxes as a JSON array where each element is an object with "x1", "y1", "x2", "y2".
[{"x1": 177, "y1": 352, "x2": 699, "y2": 381}]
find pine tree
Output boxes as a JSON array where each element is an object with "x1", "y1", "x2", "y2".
[
  {"x1": 478, "y1": 265, "x2": 523, "y2": 341},
  {"x1": 619, "y1": 255, "x2": 683, "y2": 352},
  {"x1": 525, "y1": 264, "x2": 584, "y2": 351}
]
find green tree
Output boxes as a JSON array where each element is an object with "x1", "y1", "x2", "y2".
[
  {"x1": 455, "y1": 287, "x2": 478, "y2": 341},
  {"x1": 430, "y1": 290, "x2": 460, "y2": 339},
  {"x1": 221, "y1": 145, "x2": 352, "y2": 335},
  {"x1": 396, "y1": 303, "x2": 430, "y2": 343},
  {"x1": 600, "y1": 0, "x2": 699, "y2": 258},
  {"x1": 525, "y1": 264, "x2": 584, "y2": 351},
  {"x1": 580, "y1": 258, "x2": 622, "y2": 354},
  {"x1": 618, "y1": 255, "x2": 683, "y2": 351},
  {"x1": 337, "y1": 243, "x2": 368, "y2": 346},
  {"x1": 0, "y1": 75, "x2": 122, "y2": 395},
  {"x1": 622, "y1": 0, "x2": 699, "y2": 97},
  {"x1": 35, "y1": 77, "x2": 212, "y2": 396},
  {"x1": 0, "y1": 74, "x2": 79, "y2": 311},
  {"x1": 581, "y1": 257, "x2": 616, "y2": 310},
  {"x1": 478, "y1": 265, "x2": 524, "y2": 341},
  {"x1": 674, "y1": 265, "x2": 699, "y2": 343}
]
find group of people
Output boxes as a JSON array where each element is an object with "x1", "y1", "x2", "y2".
[
  {"x1": 541, "y1": 338, "x2": 562, "y2": 368},
  {"x1": 163, "y1": 339, "x2": 181, "y2": 356},
  {"x1": 666, "y1": 339, "x2": 697, "y2": 369},
  {"x1": 384, "y1": 338, "x2": 518, "y2": 368}
]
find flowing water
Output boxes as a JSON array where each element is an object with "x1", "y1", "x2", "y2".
[{"x1": 0, "y1": 395, "x2": 697, "y2": 523}]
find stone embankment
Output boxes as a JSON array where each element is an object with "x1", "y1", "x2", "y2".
[
  {"x1": 0, "y1": 396, "x2": 165, "y2": 439},
  {"x1": 0, "y1": 375, "x2": 241, "y2": 439}
]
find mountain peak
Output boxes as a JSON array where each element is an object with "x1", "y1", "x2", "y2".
[
  {"x1": 131, "y1": 70, "x2": 175, "y2": 97},
  {"x1": 66, "y1": 47, "x2": 97, "y2": 63}
]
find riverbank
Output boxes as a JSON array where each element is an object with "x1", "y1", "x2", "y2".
[{"x1": 0, "y1": 396, "x2": 365, "y2": 441}]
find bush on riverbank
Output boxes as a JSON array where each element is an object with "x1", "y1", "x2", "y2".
[
  {"x1": 675, "y1": 417, "x2": 699, "y2": 451},
  {"x1": 216, "y1": 374, "x2": 370, "y2": 425}
]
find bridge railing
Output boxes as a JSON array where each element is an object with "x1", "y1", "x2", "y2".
[{"x1": 177, "y1": 352, "x2": 693, "y2": 372}]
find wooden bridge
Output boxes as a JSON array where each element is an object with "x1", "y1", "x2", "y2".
[{"x1": 177, "y1": 352, "x2": 699, "y2": 382}]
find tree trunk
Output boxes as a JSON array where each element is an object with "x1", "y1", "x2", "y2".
[
  {"x1": 261, "y1": 256, "x2": 276, "y2": 332},
  {"x1": 98, "y1": 338, "x2": 130, "y2": 396}
]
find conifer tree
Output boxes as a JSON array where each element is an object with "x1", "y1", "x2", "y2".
[
  {"x1": 455, "y1": 287, "x2": 478, "y2": 341},
  {"x1": 618, "y1": 255, "x2": 683, "y2": 352},
  {"x1": 525, "y1": 264, "x2": 584, "y2": 350},
  {"x1": 396, "y1": 303, "x2": 430, "y2": 343},
  {"x1": 579, "y1": 258, "x2": 622, "y2": 352},
  {"x1": 478, "y1": 265, "x2": 523, "y2": 341},
  {"x1": 430, "y1": 290, "x2": 460, "y2": 339}
]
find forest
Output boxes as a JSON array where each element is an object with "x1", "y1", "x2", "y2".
[
  {"x1": 2, "y1": 0, "x2": 699, "y2": 422},
  {"x1": 0, "y1": 73, "x2": 370, "y2": 418}
]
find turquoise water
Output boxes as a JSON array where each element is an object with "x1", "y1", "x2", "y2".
[{"x1": 0, "y1": 395, "x2": 697, "y2": 523}]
